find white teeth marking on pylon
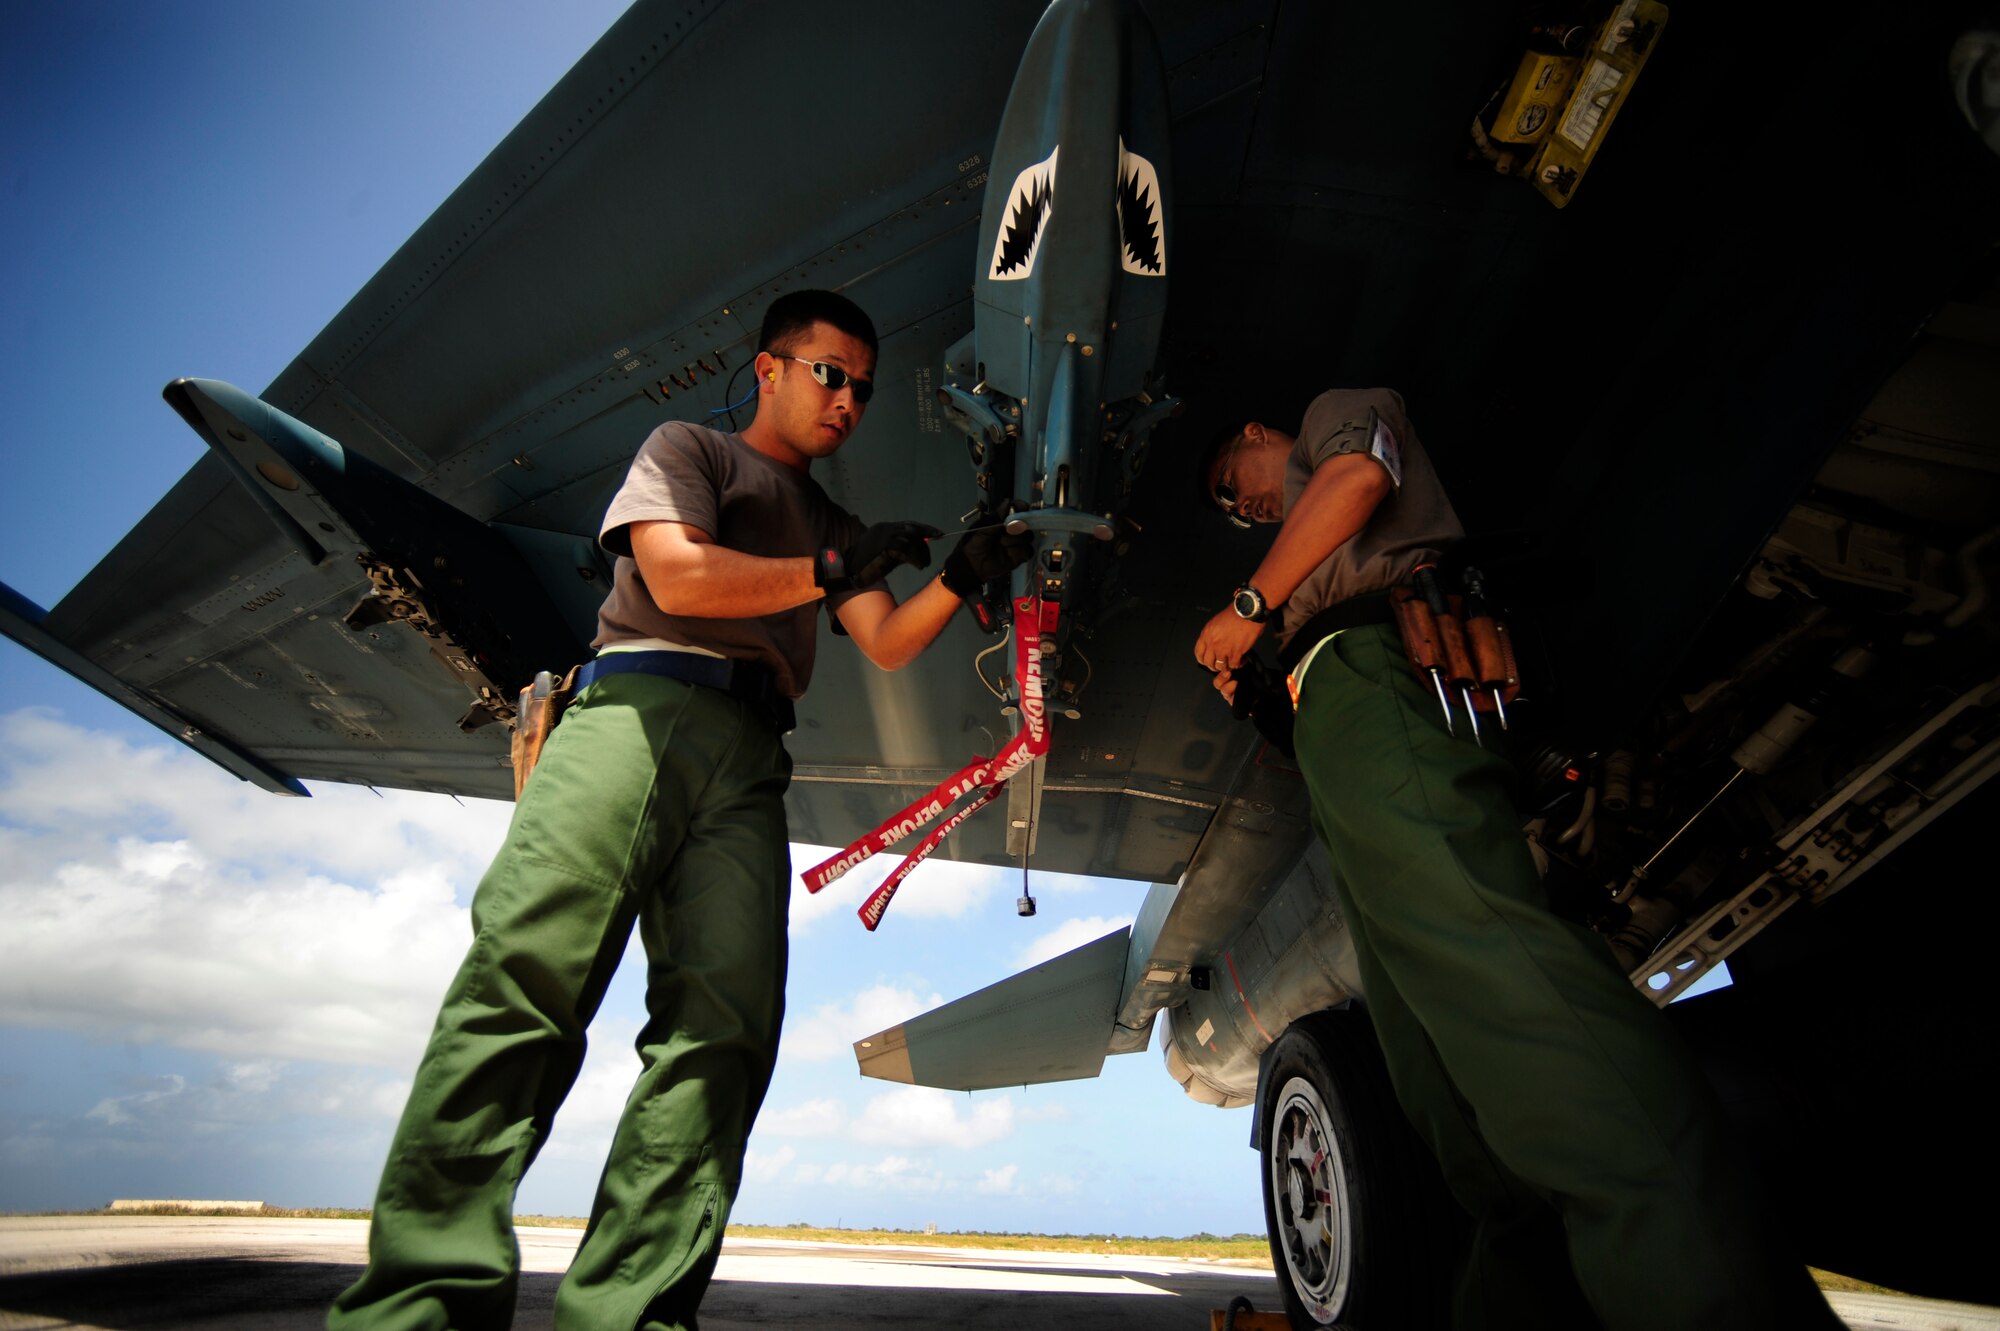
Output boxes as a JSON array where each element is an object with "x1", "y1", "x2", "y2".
[
  {"x1": 989, "y1": 146, "x2": 1058, "y2": 281},
  {"x1": 1116, "y1": 137, "x2": 1165, "y2": 276}
]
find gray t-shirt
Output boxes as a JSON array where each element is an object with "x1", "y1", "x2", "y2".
[
  {"x1": 1277, "y1": 388, "x2": 1464, "y2": 650},
  {"x1": 594, "y1": 421, "x2": 867, "y2": 698}
]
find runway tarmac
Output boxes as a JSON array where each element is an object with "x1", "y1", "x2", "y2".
[
  {"x1": 0, "y1": 1216, "x2": 1281, "y2": 1330},
  {"x1": 1, "y1": 1216, "x2": 1994, "y2": 1330}
]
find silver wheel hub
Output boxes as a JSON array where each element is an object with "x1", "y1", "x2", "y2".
[{"x1": 1269, "y1": 1074, "x2": 1353, "y2": 1324}]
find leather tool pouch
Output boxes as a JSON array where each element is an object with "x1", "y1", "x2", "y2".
[
  {"x1": 1389, "y1": 574, "x2": 1522, "y2": 716},
  {"x1": 510, "y1": 666, "x2": 579, "y2": 798}
]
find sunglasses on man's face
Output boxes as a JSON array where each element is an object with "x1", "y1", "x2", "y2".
[
  {"x1": 1210, "y1": 437, "x2": 1255, "y2": 529},
  {"x1": 782, "y1": 356, "x2": 874, "y2": 404},
  {"x1": 1210, "y1": 479, "x2": 1255, "y2": 529}
]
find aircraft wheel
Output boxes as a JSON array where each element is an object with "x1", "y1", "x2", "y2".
[{"x1": 1259, "y1": 1008, "x2": 1457, "y2": 1329}]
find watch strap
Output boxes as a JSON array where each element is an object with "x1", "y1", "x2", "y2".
[{"x1": 813, "y1": 546, "x2": 849, "y2": 591}]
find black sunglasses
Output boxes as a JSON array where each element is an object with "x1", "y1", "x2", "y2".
[
  {"x1": 1210, "y1": 480, "x2": 1254, "y2": 529},
  {"x1": 782, "y1": 356, "x2": 874, "y2": 404},
  {"x1": 1210, "y1": 434, "x2": 1254, "y2": 528}
]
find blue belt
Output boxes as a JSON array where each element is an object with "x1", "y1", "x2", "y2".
[{"x1": 574, "y1": 651, "x2": 796, "y2": 734}]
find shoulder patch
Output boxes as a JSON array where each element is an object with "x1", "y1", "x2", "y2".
[{"x1": 1368, "y1": 410, "x2": 1404, "y2": 490}]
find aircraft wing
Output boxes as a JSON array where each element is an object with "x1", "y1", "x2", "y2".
[
  {"x1": 7, "y1": 0, "x2": 1993, "y2": 902},
  {"x1": 0, "y1": 0, "x2": 1288, "y2": 887},
  {"x1": 1, "y1": 0, "x2": 1060, "y2": 803}
]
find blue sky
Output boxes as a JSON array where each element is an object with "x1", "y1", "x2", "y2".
[{"x1": 0, "y1": 1, "x2": 1268, "y2": 1234}]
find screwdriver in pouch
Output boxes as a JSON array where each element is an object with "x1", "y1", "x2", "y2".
[
  {"x1": 1391, "y1": 582, "x2": 1457, "y2": 733},
  {"x1": 1461, "y1": 566, "x2": 1515, "y2": 730},
  {"x1": 1415, "y1": 565, "x2": 1481, "y2": 745}
]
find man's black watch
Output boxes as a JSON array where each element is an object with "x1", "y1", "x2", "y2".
[{"x1": 1232, "y1": 583, "x2": 1270, "y2": 623}]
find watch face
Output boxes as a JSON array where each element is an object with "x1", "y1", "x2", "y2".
[{"x1": 1233, "y1": 586, "x2": 1263, "y2": 621}]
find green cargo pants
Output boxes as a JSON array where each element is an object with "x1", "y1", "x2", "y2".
[
  {"x1": 1290, "y1": 623, "x2": 1838, "y2": 1331},
  {"x1": 329, "y1": 671, "x2": 793, "y2": 1331}
]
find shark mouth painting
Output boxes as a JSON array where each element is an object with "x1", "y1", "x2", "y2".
[
  {"x1": 1117, "y1": 138, "x2": 1165, "y2": 276},
  {"x1": 989, "y1": 146, "x2": 1057, "y2": 281}
]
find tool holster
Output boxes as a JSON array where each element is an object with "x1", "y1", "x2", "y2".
[
  {"x1": 1389, "y1": 567, "x2": 1523, "y2": 717},
  {"x1": 509, "y1": 666, "x2": 579, "y2": 798}
]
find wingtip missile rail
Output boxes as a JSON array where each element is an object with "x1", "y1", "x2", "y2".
[{"x1": 163, "y1": 378, "x2": 586, "y2": 735}]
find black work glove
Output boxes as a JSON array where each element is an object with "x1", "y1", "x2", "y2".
[
  {"x1": 816, "y1": 521, "x2": 942, "y2": 592},
  {"x1": 1229, "y1": 657, "x2": 1296, "y2": 758},
  {"x1": 940, "y1": 524, "x2": 1035, "y2": 596}
]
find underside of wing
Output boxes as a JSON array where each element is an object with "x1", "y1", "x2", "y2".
[
  {"x1": 7, "y1": 0, "x2": 1991, "y2": 911},
  {"x1": 5, "y1": 0, "x2": 1051, "y2": 803}
]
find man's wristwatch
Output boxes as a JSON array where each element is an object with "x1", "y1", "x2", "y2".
[{"x1": 1232, "y1": 583, "x2": 1270, "y2": 623}]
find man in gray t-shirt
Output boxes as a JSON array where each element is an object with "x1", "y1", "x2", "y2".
[
  {"x1": 1192, "y1": 389, "x2": 1840, "y2": 1331},
  {"x1": 592, "y1": 417, "x2": 872, "y2": 700},
  {"x1": 333, "y1": 290, "x2": 1030, "y2": 1331}
]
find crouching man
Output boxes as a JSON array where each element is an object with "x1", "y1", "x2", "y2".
[{"x1": 1194, "y1": 387, "x2": 1840, "y2": 1331}]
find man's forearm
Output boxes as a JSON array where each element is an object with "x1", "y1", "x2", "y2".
[
  {"x1": 1248, "y1": 454, "x2": 1391, "y2": 604},
  {"x1": 852, "y1": 577, "x2": 961, "y2": 670},
  {"x1": 644, "y1": 541, "x2": 823, "y2": 618},
  {"x1": 1195, "y1": 454, "x2": 1392, "y2": 674}
]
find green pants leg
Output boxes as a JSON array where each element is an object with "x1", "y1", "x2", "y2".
[
  {"x1": 1292, "y1": 624, "x2": 1837, "y2": 1331},
  {"x1": 329, "y1": 674, "x2": 792, "y2": 1331},
  {"x1": 1324, "y1": 868, "x2": 1600, "y2": 1331},
  {"x1": 556, "y1": 685, "x2": 792, "y2": 1330}
]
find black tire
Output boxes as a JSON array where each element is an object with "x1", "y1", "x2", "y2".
[{"x1": 1259, "y1": 1008, "x2": 1461, "y2": 1330}]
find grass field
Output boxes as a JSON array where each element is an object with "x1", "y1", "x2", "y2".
[
  {"x1": 723, "y1": 1223, "x2": 1273, "y2": 1264},
  {"x1": 59, "y1": 1206, "x2": 1899, "y2": 1291}
]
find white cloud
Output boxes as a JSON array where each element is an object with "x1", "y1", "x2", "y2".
[
  {"x1": 0, "y1": 709, "x2": 1131, "y2": 1219},
  {"x1": 63, "y1": 1059, "x2": 413, "y2": 1142},
  {"x1": 785, "y1": 845, "x2": 871, "y2": 933},
  {"x1": 758, "y1": 1088, "x2": 1058, "y2": 1156},
  {"x1": 5, "y1": 840, "x2": 473, "y2": 1068},
  {"x1": 816, "y1": 1155, "x2": 944, "y2": 1194},
  {"x1": 848, "y1": 1086, "x2": 1015, "y2": 1149},
  {"x1": 533, "y1": 1012, "x2": 645, "y2": 1162},
  {"x1": 781, "y1": 984, "x2": 942, "y2": 1062},
  {"x1": 754, "y1": 1098, "x2": 847, "y2": 1138},
  {"x1": 787, "y1": 842, "x2": 1014, "y2": 934},
  {"x1": 870, "y1": 854, "x2": 1014, "y2": 920},
  {"x1": 976, "y1": 1163, "x2": 1020, "y2": 1195},
  {"x1": 1013, "y1": 914, "x2": 1134, "y2": 969},
  {"x1": 367, "y1": 1079, "x2": 412, "y2": 1119},
  {"x1": 1016, "y1": 1102, "x2": 1073, "y2": 1123},
  {"x1": 85, "y1": 1075, "x2": 186, "y2": 1126},
  {"x1": 222, "y1": 1061, "x2": 283, "y2": 1094},
  {"x1": 0, "y1": 709, "x2": 515, "y2": 885},
  {"x1": 0, "y1": 709, "x2": 511, "y2": 1070},
  {"x1": 743, "y1": 1144, "x2": 795, "y2": 1184}
]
